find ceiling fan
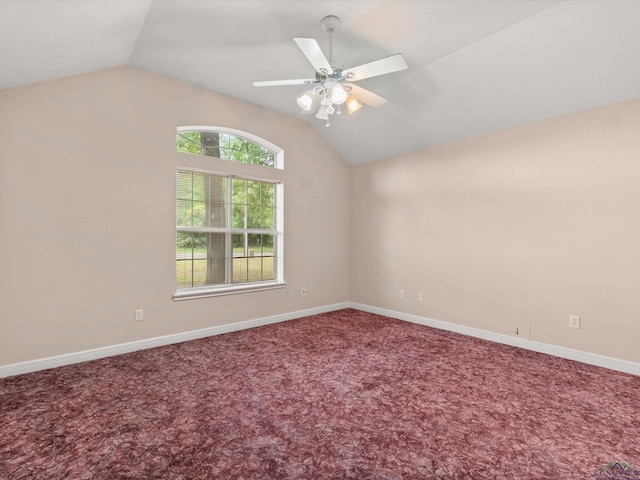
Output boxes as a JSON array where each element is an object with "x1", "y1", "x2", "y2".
[{"x1": 252, "y1": 15, "x2": 408, "y2": 127}]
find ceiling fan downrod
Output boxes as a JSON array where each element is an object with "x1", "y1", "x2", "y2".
[{"x1": 320, "y1": 15, "x2": 341, "y2": 65}]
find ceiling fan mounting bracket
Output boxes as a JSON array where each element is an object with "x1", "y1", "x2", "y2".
[{"x1": 320, "y1": 15, "x2": 341, "y2": 33}]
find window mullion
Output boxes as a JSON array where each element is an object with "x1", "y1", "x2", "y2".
[
  {"x1": 244, "y1": 180, "x2": 248, "y2": 258},
  {"x1": 177, "y1": 227, "x2": 228, "y2": 233},
  {"x1": 190, "y1": 171, "x2": 195, "y2": 288},
  {"x1": 226, "y1": 176, "x2": 233, "y2": 285},
  {"x1": 231, "y1": 228, "x2": 276, "y2": 235}
]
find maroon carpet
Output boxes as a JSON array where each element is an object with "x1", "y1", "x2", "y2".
[{"x1": 1, "y1": 309, "x2": 639, "y2": 479}]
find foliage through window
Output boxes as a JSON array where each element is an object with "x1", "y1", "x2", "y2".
[
  {"x1": 175, "y1": 128, "x2": 283, "y2": 296},
  {"x1": 177, "y1": 130, "x2": 275, "y2": 167}
]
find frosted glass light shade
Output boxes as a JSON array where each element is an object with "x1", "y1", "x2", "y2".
[
  {"x1": 331, "y1": 84, "x2": 348, "y2": 105},
  {"x1": 315, "y1": 106, "x2": 329, "y2": 120},
  {"x1": 297, "y1": 91, "x2": 314, "y2": 111}
]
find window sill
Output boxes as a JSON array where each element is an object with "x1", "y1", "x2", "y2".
[{"x1": 173, "y1": 281, "x2": 287, "y2": 301}]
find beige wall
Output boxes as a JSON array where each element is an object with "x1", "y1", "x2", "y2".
[
  {"x1": 2, "y1": 65, "x2": 639, "y2": 368},
  {"x1": 0, "y1": 66, "x2": 350, "y2": 365},
  {"x1": 351, "y1": 98, "x2": 640, "y2": 363}
]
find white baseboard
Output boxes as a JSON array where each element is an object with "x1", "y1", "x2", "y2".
[
  {"x1": 0, "y1": 302, "x2": 350, "y2": 378},
  {"x1": 3, "y1": 301, "x2": 638, "y2": 379},
  {"x1": 349, "y1": 302, "x2": 640, "y2": 377}
]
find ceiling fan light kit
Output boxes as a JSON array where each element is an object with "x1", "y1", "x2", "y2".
[{"x1": 253, "y1": 15, "x2": 407, "y2": 127}]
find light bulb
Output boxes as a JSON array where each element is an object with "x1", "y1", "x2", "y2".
[{"x1": 346, "y1": 95, "x2": 362, "y2": 115}]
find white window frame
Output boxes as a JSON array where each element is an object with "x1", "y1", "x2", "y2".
[{"x1": 173, "y1": 127, "x2": 285, "y2": 300}]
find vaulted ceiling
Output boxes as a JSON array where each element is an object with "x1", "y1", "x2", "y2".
[{"x1": 2, "y1": 0, "x2": 639, "y2": 165}]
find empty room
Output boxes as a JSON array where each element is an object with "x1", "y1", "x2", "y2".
[{"x1": 1, "y1": 1, "x2": 639, "y2": 478}]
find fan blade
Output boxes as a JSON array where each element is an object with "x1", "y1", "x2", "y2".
[
  {"x1": 294, "y1": 37, "x2": 334, "y2": 75},
  {"x1": 253, "y1": 79, "x2": 316, "y2": 87},
  {"x1": 343, "y1": 54, "x2": 408, "y2": 82},
  {"x1": 347, "y1": 83, "x2": 388, "y2": 108}
]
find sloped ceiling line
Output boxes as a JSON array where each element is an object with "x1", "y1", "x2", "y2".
[{"x1": 1, "y1": 0, "x2": 639, "y2": 166}]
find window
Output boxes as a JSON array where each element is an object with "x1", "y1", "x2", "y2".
[
  {"x1": 174, "y1": 128, "x2": 284, "y2": 299},
  {"x1": 176, "y1": 130, "x2": 276, "y2": 167}
]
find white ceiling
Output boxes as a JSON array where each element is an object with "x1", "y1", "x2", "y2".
[{"x1": 1, "y1": 0, "x2": 639, "y2": 165}]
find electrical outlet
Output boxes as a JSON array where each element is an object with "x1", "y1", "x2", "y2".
[
  {"x1": 301, "y1": 286, "x2": 307, "y2": 297},
  {"x1": 569, "y1": 315, "x2": 581, "y2": 329},
  {"x1": 400, "y1": 289, "x2": 405, "y2": 299},
  {"x1": 135, "y1": 309, "x2": 144, "y2": 322},
  {"x1": 418, "y1": 292, "x2": 424, "y2": 302}
]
